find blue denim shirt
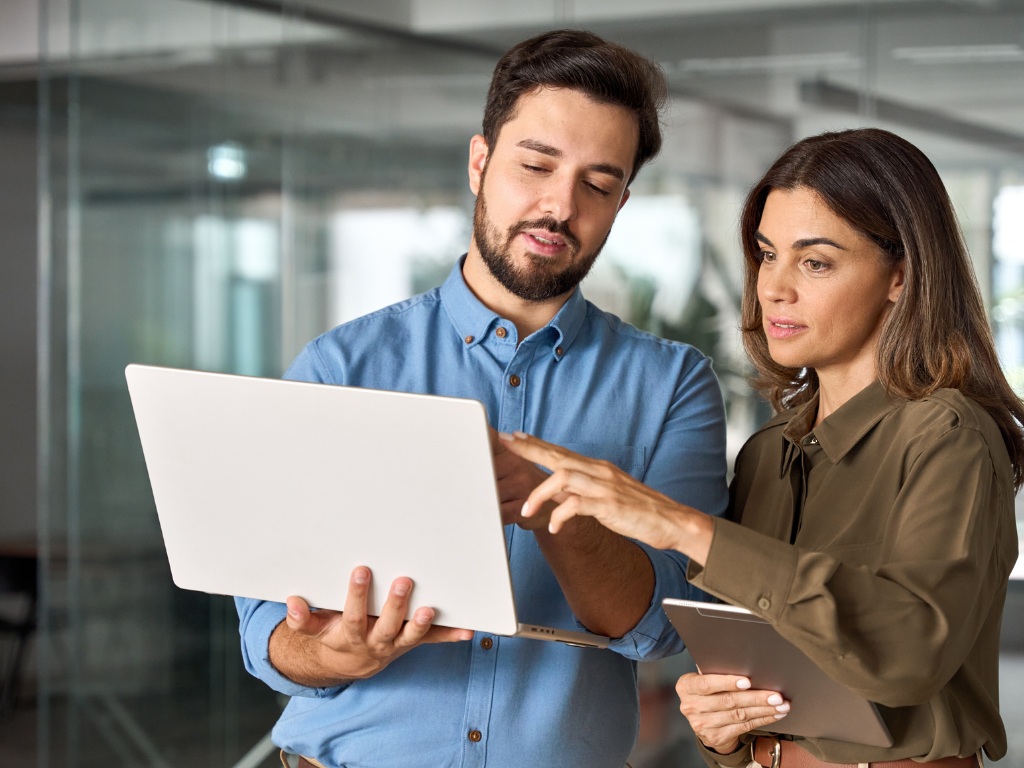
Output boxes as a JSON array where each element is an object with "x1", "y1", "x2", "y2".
[{"x1": 236, "y1": 258, "x2": 728, "y2": 768}]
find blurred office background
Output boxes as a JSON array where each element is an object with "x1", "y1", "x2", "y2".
[{"x1": 0, "y1": 0, "x2": 1023, "y2": 765}]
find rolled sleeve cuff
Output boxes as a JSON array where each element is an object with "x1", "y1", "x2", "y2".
[
  {"x1": 237, "y1": 598, "x2": 346, "y2": 699},
  {"x1": 600, "y1": 541, "x2": 709, "y2": 660},
  {"x1": 686, "y1": 518, "x2": 798, "y2": 620}
]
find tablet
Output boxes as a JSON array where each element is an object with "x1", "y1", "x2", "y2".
[{"x1": 662, "y1": 598, "x2": 893, "y2": 747}]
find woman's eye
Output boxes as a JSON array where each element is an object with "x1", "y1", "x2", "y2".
[
  {"x1": 805, "y1": 259, "x2": 828, "y2": 272},
  {"x1": 757, "y1": 250, "x2": 776, "y2": 263}
]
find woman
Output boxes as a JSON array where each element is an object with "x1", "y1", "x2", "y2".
[{"x1": 500, "y1": 128, "x2": 1021, "y2": 768}]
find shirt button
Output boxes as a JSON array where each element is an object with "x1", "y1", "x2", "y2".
[
  {"x1": 468, "y1": 729, "x2": 483, "y2": 743},
  {"x1": 464, "y1": 335, "x2": 474, "y2": 344},
  {"x1": 509, "y1": 374, "x2": 521, "y2": 387},
  {"x1": 757, "y1": 597, "x2": 772, "y2": 611},
  {"x1": 555, "y1": 346, "x2": 564, "y2": 356},
  {"x1": 495, "y1": 327, "x2": 507, "y2": 338},
  {"x1": 480, "y1": 637, "x2": 493, "y2": 650}
]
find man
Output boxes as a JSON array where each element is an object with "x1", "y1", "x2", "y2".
[{"x1": 237, "y1": 29, "x2": 728, "y2": 768}]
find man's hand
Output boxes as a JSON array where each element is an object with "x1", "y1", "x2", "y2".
[
  {"x1": 490, "y1": 428, "x2": 565, "y2": 530},
  {"x1": 270, "y1": 566, "x2": 473, "y2": 687}
]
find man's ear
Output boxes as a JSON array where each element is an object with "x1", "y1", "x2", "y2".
[
  {"x1": 468, "y1": 135, "x2": 489, "y2": 196},
  {"x1": 617, "y1": 187, "x2": 631, "y2": 213}
]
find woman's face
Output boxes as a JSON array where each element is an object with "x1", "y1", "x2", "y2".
[{"x1": 755, "y1": 187, "x2": 904, "y2": 388}]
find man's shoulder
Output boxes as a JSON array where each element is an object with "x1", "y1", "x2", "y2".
[
  {"x1": 314, "y1": 287, "x2": 444, "y2": 341},
  {"x1": 581, "y1": 301, "x2": 709, "y2": 361}
]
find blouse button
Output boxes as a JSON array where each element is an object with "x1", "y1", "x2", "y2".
[
  {"x1": 495, "y1": 327, "x2": 507, "y2": 338},
  {"x1": 480, "y1": 637, "x2": 493, "y2": 650},
  {"x1": 555, "y1": 346, "x2": 564, "y2": 356},
  {"x1": 757, "y1": 597, "x2": 772, "y2": 611},
  {"x1": 464, "y1": 335, "x2": 474, "y2": 344},
  {"x1": 468, "y1": 729, "x2": 483, "y2": 743},
  {"x1": 509, "y1": 374, "x2": 521, "y2": 387}
]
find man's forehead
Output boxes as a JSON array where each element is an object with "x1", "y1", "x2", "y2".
[{"x1": 492, "y1": 88, "x2": 639, "y2": 170}]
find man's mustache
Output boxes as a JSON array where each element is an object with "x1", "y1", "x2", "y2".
[{"x1": 507, "y1": 218, "x2": 580, "y2": 253}]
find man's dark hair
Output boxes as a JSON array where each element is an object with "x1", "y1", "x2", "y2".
[{"x1": 482, "y1": 29, "x2": 667, "y2": 185}]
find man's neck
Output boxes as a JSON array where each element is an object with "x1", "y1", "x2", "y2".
[{"x1": 461, "y1": 249, "x2": 573, "y2": 341}]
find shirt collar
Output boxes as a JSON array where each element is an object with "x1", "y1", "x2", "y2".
[
  {"x1": 439, "y1": 255, "x2": 588, "y2": 359},
  {"x1": 780, "y1": 380, "x2": 900, "y2": 464}
]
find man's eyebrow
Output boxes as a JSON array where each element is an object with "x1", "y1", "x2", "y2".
[
  {"x1": 516, "y1": 139, "x2": 626, "y2": 181},
  {"x1": 755, "y1": 231, "x2": 847, "y2": 250}
]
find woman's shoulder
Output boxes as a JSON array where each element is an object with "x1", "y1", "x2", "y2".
[{"x1": 895, "y1": 388, "x2": 1001, "y2": 440}]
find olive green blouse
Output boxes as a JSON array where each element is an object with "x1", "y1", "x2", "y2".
[{"x1": 687, "y1": 381, "x2": 1018, "y2": 765}]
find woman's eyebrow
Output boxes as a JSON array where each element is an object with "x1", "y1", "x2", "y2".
[{"x1": 755, "y1": 231, "x2": 846, "y2": 250}]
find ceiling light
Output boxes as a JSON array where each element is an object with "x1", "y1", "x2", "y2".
[
  {"x1": 207, "y1": 143, "x2": 247, "y2": 181},
  {"x1": 892, "y1": 44, "x2": 1024, "y2": 64}
]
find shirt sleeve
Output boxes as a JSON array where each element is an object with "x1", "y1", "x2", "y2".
[
  {"x1": 607, "y1": 353, "x2": 730, "y2": 661},
  {"x1": 235, "y1": 596, "x2": 345, "y2": 698},
  {"x1": 688, "y1": 423, "x2": 1016, "y2": 707}
]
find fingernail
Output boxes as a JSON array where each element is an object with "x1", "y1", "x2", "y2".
[
  {"x1": 736, "y1": 678, "x2": 751, "y2": 690},
  {"x1": 521, "y1": 501, "x2": 531, "y2": 517},
  {"x1": 414, "y1": 612, "x2": 430, "y2": 626},
  {"x1": 512, "y1": 431, "x2": 527, "y2": 439},
  {"x1": 498, "y1": 432, "x2": 514, "y2": 442},
  {"x1": 353, "y1": 568, "x2": 368, "y2": 585},
  {"x1": 776, "y1": 703, "x2": 790, "y2": 713},
  {"x1": 775, "y1": 713, "x2": 788, "y2": 720},
  {"x1": 767, "y1": 693, "x2": 783, "y2": 706},
  {"x1": 288, "y1": 606, "x2": 300, "y2": 619},
  {"x1": 394, "y1": 581, "x2": 410, "y2": 597}
]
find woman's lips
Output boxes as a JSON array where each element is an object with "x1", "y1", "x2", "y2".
[{"x1": 765, "y1": 318, "x2": 806, "y2": 339}]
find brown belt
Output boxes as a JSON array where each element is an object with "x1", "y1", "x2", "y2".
[
  {"x1": 280, "y1": 751, "x2": 329, "y2": 768},
  {"x1": 753, "y1": 737, "x2": 980, "y2": 768}
]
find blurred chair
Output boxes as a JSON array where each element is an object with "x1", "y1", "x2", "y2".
[{"x1": 0, "y1": 548, "x2": 37, "y2": 716}]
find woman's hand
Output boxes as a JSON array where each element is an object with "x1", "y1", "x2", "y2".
[
  {"x1": 497, "y1": 431, "x2": 713, "y2": 562},
  {"x1": 676, "y1": 672, "x2": 790, "y2": 754}
]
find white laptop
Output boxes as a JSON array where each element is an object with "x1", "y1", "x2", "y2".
[{"x1": 125, "y1": 364, "x2": 608, "y2": 649}]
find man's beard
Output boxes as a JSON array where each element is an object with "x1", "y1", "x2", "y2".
[{"x1": 472, "y1": 186, "x2": 607, "y2": 302}]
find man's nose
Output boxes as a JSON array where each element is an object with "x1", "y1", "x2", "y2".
[{"x1": 539, "y1": 174, "x2": 578, "y2": 222}]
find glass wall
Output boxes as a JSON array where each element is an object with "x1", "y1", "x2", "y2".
[{"x1": 0, "y1": 0, "x2": 1020, "y2": 765}]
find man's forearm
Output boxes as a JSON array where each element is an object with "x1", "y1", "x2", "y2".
[
  {"x1": 269, "y1": 620, "x2": 353, "y2": 688},
  {"x1": 535, "y1": 517, "x2": 654, "y2": 638}
]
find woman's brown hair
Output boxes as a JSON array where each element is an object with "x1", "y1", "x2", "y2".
[{"x1": 740, "y1": 128, "x2": 1024, "y2": 488}]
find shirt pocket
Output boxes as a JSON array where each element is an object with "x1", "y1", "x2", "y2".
[{"x1": 560, "y1": 442, "x2": 647, "y2": 477}]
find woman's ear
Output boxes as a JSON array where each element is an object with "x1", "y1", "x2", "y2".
[
  {"x1": 888, "y1": 262, "x2": 906, "y2": 303},
  {"x1": 468, "y1": 135, "x2": 489, "y2": 196}
]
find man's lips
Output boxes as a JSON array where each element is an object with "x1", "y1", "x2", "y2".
[{"x1": 517, "y1": 229, "x2": 575, "y2": 257}]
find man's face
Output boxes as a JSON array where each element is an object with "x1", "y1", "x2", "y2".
[{"x1": 467, "y1": 87, "x2": 638, "y2": 303}]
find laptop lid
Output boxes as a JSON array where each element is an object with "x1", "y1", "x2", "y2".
[
  {"x1": 662, "y1": 598, "x2": 892, "y2": 747},
  {"x1": 125, "y1": 364, "x2": 606, "y2": 648}
]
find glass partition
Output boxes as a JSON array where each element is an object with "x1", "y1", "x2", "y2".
[{"x1": 9, "y1": 0, "x2": 1022, "y2": 766}]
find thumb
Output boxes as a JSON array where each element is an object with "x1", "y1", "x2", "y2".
[{"x1": 285, "y1": 596, "x2": 323, "y2": 635}]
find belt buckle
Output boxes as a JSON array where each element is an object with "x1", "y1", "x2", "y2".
[{"x1": 769, "y1": 738, "x2": 782, "y2": 768}]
